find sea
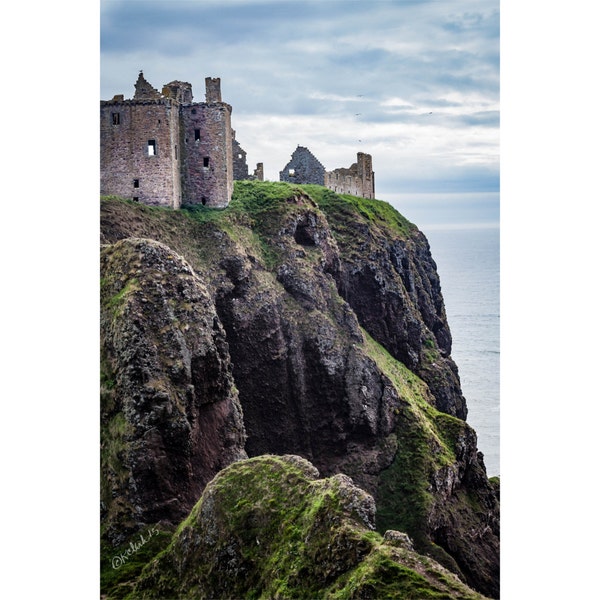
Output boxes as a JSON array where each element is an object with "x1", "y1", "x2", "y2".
[{"x1": 423, "y1": 226, "x2": 500, "y2": 478}]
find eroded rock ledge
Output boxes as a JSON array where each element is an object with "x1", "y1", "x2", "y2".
[{"x1": 132, "y1": 455, "x2": 489, "y2": 599}]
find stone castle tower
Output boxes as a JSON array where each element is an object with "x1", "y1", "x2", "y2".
[{"x1": 100, "y1": 72, "x2": 234, "y2": 208}]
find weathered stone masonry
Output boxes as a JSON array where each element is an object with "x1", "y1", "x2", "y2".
[
  {"x1": 279, "y1": 146, "x2": 326, "y2": 186},
  {"x1": 101, "y1": 73, "x2": 235, "y2": 208},
  {"x1": 233, "y1": 131, "x2": 264, "y2": 182},
  {"x1": 325, "y1": 152, "x2": 375, "y2": 199},
  {"x1": 101, "y1": 74, "x2": 373, "y2": 209},
  {"x1": 280, "y1": 145, "x2": 375, "y2": 199}
]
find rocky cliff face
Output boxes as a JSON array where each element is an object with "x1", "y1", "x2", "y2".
[
  {"x1": 131, "y1": 455, "x2": 488, "y2": 599},
  {"x1": 100, "y1": 237, "x2": 247, "y2": 542},
  {"x1": 100, "y1": 181, "x2": 499, "y2": 598}
]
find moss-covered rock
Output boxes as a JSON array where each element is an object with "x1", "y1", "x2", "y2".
[{"x1": 130, "y1": 455, "x2": 488, "y2": 599}]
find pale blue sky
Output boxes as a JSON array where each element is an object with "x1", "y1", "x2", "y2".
[{"x1": 101, "y1": 0, "x2": 499, "y2": 227}]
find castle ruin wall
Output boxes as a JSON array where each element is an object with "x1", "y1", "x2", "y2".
[
  {"x1": 279, "y1": 146, "x2": 326, "y2": 185},
  {"x1": 180, "y1": 101, "x2": 233, "y2": 207},
  {"x1": 100, "y1": 99, "x2": 182, "y2": 208},
  {"x1": 279, "y1": 147, "x2": 375, "y2": 199},
  {"x1": 325, "y1": 152, "x2": 375, "y2": 199},
  {"x1": 101, "y1": 73, "x2": 234, "y2": 209}
]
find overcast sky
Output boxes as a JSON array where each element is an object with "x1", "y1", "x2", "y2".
[{"x1": 101, "y1": 0, "x2": 499, "y2": 228}]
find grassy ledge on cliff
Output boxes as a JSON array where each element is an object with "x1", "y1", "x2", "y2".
[{"x1": 100, "y1": 180, "x2": 499, "y2": 599}]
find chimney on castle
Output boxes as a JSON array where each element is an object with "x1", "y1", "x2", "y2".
[{"x1": 205, "y1": 77, "x2": 222, "y2": 103}]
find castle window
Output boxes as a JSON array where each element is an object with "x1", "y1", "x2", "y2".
[
  {"x1": 203, "y1": 157, "x2": 210, "y2": 168},
  {"x1": 195, "y1": 129, "x2": 201, "y2": 141},
  {"x1": 288, "y1": 169, "x2": 295, "y2": 176},
  {"x1": 192, "y1": 109, "x2": 197, "y2": 115},
  {"x1": 238, "y1": 153, "x2": 243, "y2": 159},
  {"x1": 133, "y1": 197, "x2": 139, "y2": 202},
  {"x1": 111, "y1": 112, "x2": 120, "y2": 125},
  {"x1": 148, "y1": 140, "x2": 156, "y2": 156},
  {"x1": 133, "y1": 179, "x2": 139, "y2": 188},
  {"x1": 175, "y1": 145, "x2": 178, "y2": 160},
  {"x1": 201, "y1": 197, "x2": 207, "y2": 205}
]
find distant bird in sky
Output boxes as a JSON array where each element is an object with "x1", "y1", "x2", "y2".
[{"x1": 355, "y1": 113, "x2": 361, "y2": 116}]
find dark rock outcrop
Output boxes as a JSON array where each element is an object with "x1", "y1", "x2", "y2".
[
  {"x1": 100, "y1": 237, "x2": 247, "y2": 543},
  {"x1": 315, "y1": 190, "x2": 467, "y2": 418}
]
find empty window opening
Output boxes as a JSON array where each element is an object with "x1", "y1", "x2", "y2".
[
  {"x1": 201, "y1": 197, "x2": 207, "y2": 205},
  {"x1": 194, "y1": 129, "x2": 201, "y2": 141},
  {"x1": 238, "y1": 153, "x2": 243, "y2": 159},
  {"x1": 288, "y1": 168, "x2": 295, "y2": 176},
  {"x1": 192, "y1": 109, "x2": 197, "y2": 115},
  {"x1": 111, "y1": 112, "x2": 120, "y2": 125},
  {"x1": 203, "y1": 157, "x2": 210, "y2": 168},
  {"x1": 132, "y1": 197, "x2": 139, "y2": 202},
  {"x1": 148, "y1": 140, "x2": 157, "y2": 156},
  {"x1": 133, "y1": 179, "x2": 140, "y2": 188},
  {"x1": 175, "y1": 145, "x2": 178, "y2": 160}
]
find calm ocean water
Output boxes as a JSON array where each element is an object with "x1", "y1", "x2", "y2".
[{"x1": 424, "y1": 226, "x2": 500, "y2": 478}]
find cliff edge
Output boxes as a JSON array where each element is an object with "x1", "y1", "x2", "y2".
[{"x1": 100, "y1": 181, "x2": 499, "y2": 598}]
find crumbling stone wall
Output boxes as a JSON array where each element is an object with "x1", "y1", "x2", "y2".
[
  {"x1": 279, "y1": 147, "x2": 375, "y2": 199},
  {"x1": 253, "y1": 162, "x2": 264, "y2": 181},
  {"x1": 232, "y1": 133, "x2": 249, "y2": 180},
  {"x1": 100, "y1": 72, "x2": 233, "y2": 209},
  {"x1": 233, "y1": 133, "x2": 264, "y2": 181},
  {"x1": 162, "y1": 80, "x2": 193, "y2": 104},
  {"x1": 325, "y1": 152, "x2": 375, "y2": 199},
  {"x1": 280, "y1": 146, "x2": 326, "y2": 185}
]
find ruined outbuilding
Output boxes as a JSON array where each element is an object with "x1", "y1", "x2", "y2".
[
  {"x1": 325, "y1": 152, "x2": 375, "y2": 199},
  {"x1": 101, "y1": 72, "x2": 235, "y2": 208},
  {"x1": 233, "y1": 132, "x2": 264, "y2": 182},
  {"x1": 279, "y1": 146, "x2": 326, "y2": 186},
  {"x1": 280, "y1": 146, "x2": 375, "y2": 199}
]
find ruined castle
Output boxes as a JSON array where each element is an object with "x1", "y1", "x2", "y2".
[
  {"x1": 101, "y1": 72, "x2": 261, "y2": 208},
  {"x1": 101, "y1": 73, "x2": 373, "y2": 209},
  {"x1": 279, "y1": 146, "x2": 375, "y2": 199}
]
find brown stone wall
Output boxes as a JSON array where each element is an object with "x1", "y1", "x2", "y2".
[
  {"x1": 325, "y1": 152, "x2": 375, "y2": 199},
  {"x1": 100, "y1": 100, "x2": 181, "y2": 208},
  {"x1": 232, "y1": 135, "x2": 249, "y2": 180},
  {"x1": 180, "y1": 102, "x2": 233, "y2": 207},
  {"x1": 101, "y1": 74, "x2": 234, "y2": 209},
  {"x1": 279, "y1": 146, "x2": 326, "y2": 185},
  {"x1": 205, "y1": 77, "x2": 222, "y2": 103}
]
